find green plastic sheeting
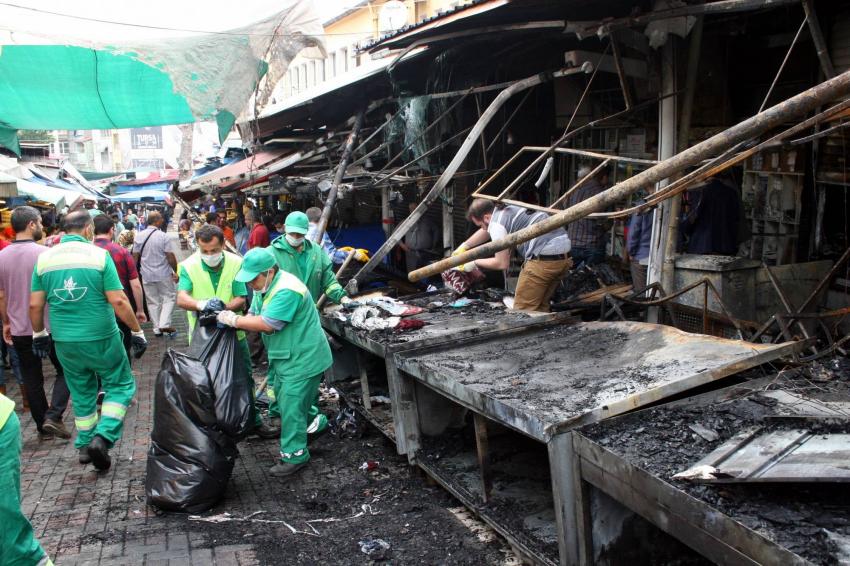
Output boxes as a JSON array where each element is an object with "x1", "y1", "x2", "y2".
[
  {"x1": 0, "y1": 126, "x2": 20, "y2": 156},
  {"x1": 0, "y1": 45, "x2": 228, "y2": 129}
]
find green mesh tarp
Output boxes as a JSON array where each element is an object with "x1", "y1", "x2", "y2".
[{"x1": 0, "y1": 1, "x2": 323, "y2": 150}]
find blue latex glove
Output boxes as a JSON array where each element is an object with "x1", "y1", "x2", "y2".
[{"x1": 203, "y1": 297, "x2": 226, "y2": 315}]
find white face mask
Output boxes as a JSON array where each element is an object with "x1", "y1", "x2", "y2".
[
  {"x1": 285, "y1": 234, "x2": 305, "y2": 247},
  {"x1": 257, "y1": 269, "x2": 274, "y2": 294},
  {"x1": 201, "y1": 252, "x2": 223, "y2": 267}
]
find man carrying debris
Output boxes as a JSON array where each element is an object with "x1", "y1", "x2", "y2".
[
  {"x1": 30, "y1": 211, "x2": 147, "y2": 470},
  {"x1": 175, "y1": 224, "x2": 277, "y2": 440},
  {"x1": 268, "y1": 211, "x2": 354, "y2": 307},
  {"x1": 216, "y1": 247, "x2": 332, "y2": 477},
  {"x1": 454, "y1": 199, "x2": 572, "y2": 312}
]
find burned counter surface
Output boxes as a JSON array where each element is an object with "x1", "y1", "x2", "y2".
[
  {"x1": 393, "y1": 321, "x2": 801, "y2": 565},
  {"x1": 321, "y1": 291, "x2": 541, "y2": 355},
  {"x1": 576, "y1": 364, "x2": 850, "y2": 565},
  {"x1": 395, "y1": 321, "x2": 799, "y2": 441}
]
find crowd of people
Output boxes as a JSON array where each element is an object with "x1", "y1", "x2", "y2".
[{"x1": 0, "y1": 197, "x2": 367, "y2": 564}]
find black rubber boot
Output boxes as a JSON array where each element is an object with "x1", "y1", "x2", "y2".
[{"x1": 87, "y1": 435, "x2": 111, "y2": 471}]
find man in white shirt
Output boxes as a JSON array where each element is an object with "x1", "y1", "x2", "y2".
[
  {"x1": 454, "y1": 199, "x2": 572, "y2": 312},
  {"x1": 132, "y1": 212, "x2": 178, "y2": 337}
]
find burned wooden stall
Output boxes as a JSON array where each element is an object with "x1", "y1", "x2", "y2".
[
  {"x1": 391, "y1": 319, "x2": 802, "y2": 565},
  {"x1": 574, "y1": 361, "x2": 850, "y2": 565},
  {"x1": 320, "y1": 289, "x2": 570, "y2": 444}
]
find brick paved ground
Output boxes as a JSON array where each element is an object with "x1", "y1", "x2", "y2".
[{"x1": 8, "y1": 230, "x2": 514, "y2": 565}]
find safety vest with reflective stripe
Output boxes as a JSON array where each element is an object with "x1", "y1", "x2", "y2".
[
  {"x1": 252, "y1": 270, "x2": 332, "y2": 380},
  {"x1": 179, "y1": 251, "x2": 245, "y2": 341},
  {"x1": 0, "y1": 394, "x2": 14, "y2": 431}
]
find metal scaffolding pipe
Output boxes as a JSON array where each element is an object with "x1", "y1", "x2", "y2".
[
  {"x1": 410, "y1": 70, "x2": 850, "y2": 281},
  {"x1": 313, "y1": 110, "x2": 365, "y2": 244},
  {"x1": 346, "y1": 63, "x2": 594, "y2": 292}
]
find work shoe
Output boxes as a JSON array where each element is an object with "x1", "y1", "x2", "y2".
[
  {"x1": 42, "y1": 419, "x2": 71, "y2": 439},
  {"x1": 269, "y1": 461, "x2": 308, "y2": 478},
  {"x1": 37, "y1": 430, "x2": 54, "y2": 441},
  {"x1": 251, "y1": 422, "x2": 280, "y2": 439},
  {"x1": 78, "y1": 447, "x2": 92, "y2": 464},
  {"x1": 87, "y1": 435, "x2": 112, "y2": 471}
]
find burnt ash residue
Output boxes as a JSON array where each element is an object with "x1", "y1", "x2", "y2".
[
  {"x1": 580, "y1": 364, "x2": 850, "y2": 565},
  {"x1": 350, "y1": 302, "x2": 533, "y2": 346},
  {"x1": 413, "y1": 325, "x2": 684, "y2": 426}
]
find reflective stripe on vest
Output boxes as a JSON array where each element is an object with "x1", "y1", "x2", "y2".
[
  {"x1": 36, "y1": 241, "x2": 107, "y2": 276},
  {"x1": 180, "y1": 251, "x2": 244, "y2": 339},
  {"x1": 0, "y1": 394, "x2": 14, "y2": 431},
  {"x1": 262, "y1": 270, "x2": 308, "y2": 309}
]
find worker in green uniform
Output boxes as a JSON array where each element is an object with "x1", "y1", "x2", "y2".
[
  {"x1": 30, "y1": 212, "x2": 147, "y2": 471},
  {"x1": 216, "y1": 248, "x2": 332, "y2": 477},
  {"x1": 0, "y1": 392, "x2": 53, "y2": 565},
  {"x1": 175, "y1": 224, "x2": 277, "y2": 439},
  {"x1": 268, "y1": 211, "x2": 352, "y2": 306}
]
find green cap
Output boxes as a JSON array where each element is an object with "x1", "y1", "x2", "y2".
[
  {"x1": 284, "y1": 211, "x2": 310, "y2": 235},
  {"x1": 235, "y1": 248, "x2": 277, "y2": 283}
]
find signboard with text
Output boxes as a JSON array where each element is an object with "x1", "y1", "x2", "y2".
[{"x1": 131, "y1": 127, "x2": 163, "y2": 149}]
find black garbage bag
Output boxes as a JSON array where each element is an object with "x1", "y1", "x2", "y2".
[
  {"x1": 145, "y1": 350, "x2": 238, "y2": 513},
  {"x1": 187, "y1": 324, "x2": 254, "y2": 440}
]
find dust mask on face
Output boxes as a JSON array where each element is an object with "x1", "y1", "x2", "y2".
[
  {"x1": 201, "y1": 252, "x2": 223, "y2": 267},
  {"x1": 258, "y1": 269, "x2": 274, "y2": 294},
  {"x1": 286, "y1": 234, "x2": 305, "y2": 247}
]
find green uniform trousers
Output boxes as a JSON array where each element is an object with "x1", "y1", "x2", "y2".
[
  {"x1": 270, "y1": 365, "x2": 328, "y2": 464},
  {"x1": 0, "y1": 412, "x2": 52, "y2": 566},
  {"x1": 236, "y1": 337, "x2": 262, "y2": 428},
  {"x1": 55, "y1": 334, "x2": 136, "y2": 450}
]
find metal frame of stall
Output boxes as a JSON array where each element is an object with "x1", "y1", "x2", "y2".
[
  {"x1": 568, "y1": 368, "x2": 847, "y2": 566},
  {"x1": 390, "y1": 320, "x2": 804, "y2": 565}
]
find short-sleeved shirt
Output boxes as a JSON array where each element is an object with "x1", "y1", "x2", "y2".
[
  {"x1": 133, "y1": 226, "x2": 175, "y2": 282},
  {"x1": 177, "y1": 257, "x2": 247, "y2": 298},
  {"x1": 250, "y1": 285, "x2": 299, "y2": 331},
  {"x1": 31, "y1": 234, "x2": 123, "y2": 342},
  {"x1": 0, "y1": 240, "x2": 50, "y2": 336},
  {"x1": 247, "y1": 224, "x2": 270, "y2": 250},
  {"x1": 93, "y1": 237, "x2": 139, "y2": 308}
]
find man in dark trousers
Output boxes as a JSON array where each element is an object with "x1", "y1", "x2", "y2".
[{"x1": 682, "y1": 175, "x2": 743, "y2": 255}]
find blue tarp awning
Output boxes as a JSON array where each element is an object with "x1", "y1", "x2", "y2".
[
  {"x1": 115, "y1": 182, "x2": 169, "y2": 194},
  {"x1": 111, "y1": 189, "x2": 170, "y2": 202}
]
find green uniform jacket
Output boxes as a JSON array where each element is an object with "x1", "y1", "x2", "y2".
[
  {"x1": 268, "y1": 235, "x2": 346, "y2": 304},
  {"x1": 250, "y1": 270, "x2": 332, "y2": 380}
]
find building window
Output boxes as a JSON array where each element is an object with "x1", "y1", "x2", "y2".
[
  {"x1": 74, "y1": 142, "x2": 85, "y2": 153},
  {"x1": 329, "y1": 52, "x2": 336, "y2": 79},
  {"x1": 316, "y1": 59, "x2": 325, "y2": 83},
  {"x1": 309, "y1": 60, "x2": 316, "y2": 87},
  {"x1": 59, "y1": 141, "x2": 69, "y2": 155},
  {"x1": 299, "y1": 64, "x2": 307, "y2": 90},
  {"x1": 341, "y1": 48, "x2": 349, "y2": 73}
]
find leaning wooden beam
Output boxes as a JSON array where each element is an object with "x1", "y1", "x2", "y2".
[
  {"x1": 313, "y1": 110, "x2": 366, "y2": 244},
  {"x1": 346, "y1": 64, "x2": 594, "y2": 292},
  {"x1": 410, "y1": 70, "x2": 850, "y2": 281},
  {"x1": 802, "y1": 0, "x2": 836, "y2": 79}
]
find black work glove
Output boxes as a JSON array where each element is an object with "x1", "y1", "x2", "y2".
[
  {"x1": 203, "y1": 297, "x2": 226, "y2": 315},
  {"x1": 131, "y1": 330, "x2": 148, "y2": 359},
  {"x1": 32, "y1": 332, "x2": 51, "y2": 359}
]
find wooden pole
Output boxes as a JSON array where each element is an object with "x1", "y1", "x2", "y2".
[
  {"x1": 802, "y1": 0, "x2": 836, "y2": 79},
  {"x1": 316, "y1": 249, "x2": 358, "y2": 309},
  {"x1": 313, "y1": 110, "x2": 366, "y2": 244},
  {"x1": 346, "y1": 64, "x2": 594, "y2": 293},
  {"x1": 410, "y1": 69, "x2": 850, "y2": 281}
]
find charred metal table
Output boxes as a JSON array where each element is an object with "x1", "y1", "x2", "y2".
[
  {"x1": 393, "y1": 320, "x2": 803, "y2": 565},
  {"x1": 574, "y1": 370, "x2": 850, "y2": 565},
  {"x1": 320, "y1": 291, "x2": 570, "y2": 450}
]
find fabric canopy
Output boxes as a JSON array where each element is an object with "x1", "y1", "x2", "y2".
[
  {"x1": 115, "y1": 182, "x2": 169, "y2": 194},
  {"x1": 111, "y1": 189, "x2": 170, "y2": 203},
  {"x1": 4, "y1": 174, "x2": 84, "y2": 209},
  {"x1": 0, "y1": 1, "x2": 323, "y2": 143}
]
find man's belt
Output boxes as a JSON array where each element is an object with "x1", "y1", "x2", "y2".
[{"x1": 531, "y1": 254, "x2": 568, "y2": 261}]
